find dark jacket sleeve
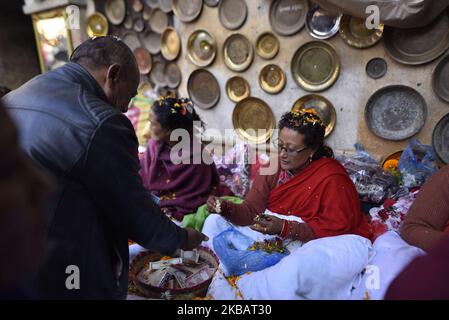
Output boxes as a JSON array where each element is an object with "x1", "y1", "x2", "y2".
[{"x1": 80, "y1": 114, "x2": 187, "y2": 254}]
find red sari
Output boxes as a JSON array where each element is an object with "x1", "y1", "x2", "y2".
[{"x1": 267, "y1": 158, "x2": 372, "y2": 240}]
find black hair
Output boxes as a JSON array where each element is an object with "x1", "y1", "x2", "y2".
[
  {"x1": 278, "y1": 111, "x2": 334, "y2": 160},
  {"x1": 152, "y1": 97, "x2": 203, "y2": 133},
  {"x1": 70, "y1": 36, "x2": 136, "y2": 73}
]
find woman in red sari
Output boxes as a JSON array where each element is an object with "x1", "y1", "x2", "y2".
[{"x1": 206, "y1": 110, "x2": 371, "y2": 242}]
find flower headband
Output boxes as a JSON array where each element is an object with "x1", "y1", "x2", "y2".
[
  {"x1": 157, "y1": 97, "x2": 194, "y2": 116},
  {"x1": 289, "y1": 109, "x2": 324, "y2": 128}
]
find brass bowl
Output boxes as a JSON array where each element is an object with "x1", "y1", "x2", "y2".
[
  {"x1": 86, "y1": 12, "x2": 109, "y2": 37},
  {"x1": 259, "y1": 64, "x2": 286, "y2": 94},
  {"x1": 291, "y1": 94, "x2": 337, "y2": 137},
  {"x1": 226, "y1": 76, "x2": 250, "y2": 103},
  {"x1": 161, "y1": 27, "x2": 181, "y2": 61},
  {"x1": 233, "y1": 97, "x2": 276, "y2": 144},
  {"x1": 256, "y1": 32, "x2": 280, "y2": 60},
  {"x1": 339, "y1": 15, "x2": 384, "y2": 49},
  {"x1": 291, "y1": 40, "x2": 340, "y2": 92},
  {"x1": 187, "y1": 30, "x2": 216, "y2": 67},
  {"x1": 223, "y1": 33, "x2": 254, "y2": 72}
]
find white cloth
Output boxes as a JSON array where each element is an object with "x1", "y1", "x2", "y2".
[
  {"x1": 203, "y1": 214, "x2": 373, "y2": 300},
  {"x1": 314, "y1": 0, "x2": 449, "y2": 28},
  {"x1": 350, "y1": 231, "x2": 426, "y2": 300}
]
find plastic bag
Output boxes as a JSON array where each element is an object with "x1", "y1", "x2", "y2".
[
  {"x1": 398, "y1": 139, "x2": 439, "y2": 189},
  {"x1": 213, "y1": 228, "x2": 289, "y2": 277},
  {"x1": 336, "y1": 144, "x2": 399, "y2": 203}
]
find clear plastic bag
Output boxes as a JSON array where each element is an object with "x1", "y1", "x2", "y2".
[
  {"x1": 213, "y1": 228, "x2": 288, "y2": 277},
  {"x1": 398, "y1": 139, "x2": 439, "y2": 189},
  {"x1": 337, "y1": 144, "x2": 399, "y2": 203}
]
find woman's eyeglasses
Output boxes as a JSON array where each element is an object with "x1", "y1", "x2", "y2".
[{"x1": 273, "y1": 138, "x2": 308, "y2": 156}]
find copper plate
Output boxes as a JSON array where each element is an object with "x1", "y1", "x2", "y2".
[
  {"x1": 226, "y1": 76, "x2": 250, "y2": 103},
  {"x1": 158, "y1": 0, "x2": 173, "y2": 13},
  {"x1": 204, "y1": 0, "x2": 220, "y2": 7},
  {"x1": 187, "y1": 69, "x2": 220, "y2": 109},
  {"x1": 259, "y1": 64, "x2": 286, "y2": 94},
  {"x1": 366, "y1": 57, "x2": 388, "y2": 79},
  {"x1": 140, "y1": 31, "x2": 161, "y2": 54},
  {"x1": 233, "y1": 97, "x2": 276, "y2": 144},
  {"x1": 161, "y1": 27, "x2": 181, "y2": 61},
  {"x1": 256, "y1": 32, "x2": 280, "y2": 60},
  {"x1": 86, "y1": 13, "x2": 109, "y2": 37},
  {"x1": 105, "y1": 0, "x2": 126, "y2": 25},
  {"x1": 172, "y1": 0, "x2": 203, "y2": 23},
  {"x1": 384, "y1": 12, "x2": 449, "y2": 65},
  {"x1": 291, "y1": 41, "x2": 340, "y2": 92},
  {"x1": 132, "y1": 0, "x2": 143, "y2": 12},
  {"x1": 339, "y1": 15, "x2": 384, "y2": 49},
  {"x1": 134, "y1": 47, "x2": 152, "y2": 74},
  {"x1": 223, "y1": 33, "x2": 254, "y2": 72},
  {"x1": 150, "y1": 61, "x2": 167, "y2": 87},
  {"x1": 269, "y1": 0, "x2": 309, "y2": 36},
  {"x1": 365, "y1": 85, "x2": 427, "y2": 141},
  {"x1": 122, "y1": 32, "x2": 141, "y2": 51},
  {"x1": 432, "y1": 113, "x2": 449, "y2": 164},
  {"x1": 165, "y1": 62, "x2": 182, "y2": 88},
  {"x1": 219, "y1": 0, "x2": 247, "y2": 30},
  {"x1": 291, "y1": 94, "x2": 336, "y2": 137},
  {"x1": 305, "y1": 4, "x2": 341, "y2": 40},
  {"x1": 187, "y1": 30, "x2": 216, "y2": 67},
  {"x1": 149, "y1": 9, "x2": 168, "y2": 34},
  {"x1": 144, "y1": 0, "x2": 159, "y2": 8},
  {"x1": 433, "y1": 54, "x2": 449, "y2": 103}
]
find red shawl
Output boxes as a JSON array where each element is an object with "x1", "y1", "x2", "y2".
[{"x1": 268, "y1": 158, "x2": 372, "y2": 240}]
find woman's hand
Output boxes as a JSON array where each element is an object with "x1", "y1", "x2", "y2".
[
  {"x1": 206, "y1": 196, "x2": 222, "y2": 214},
  {"x1": 250, "y1": 215, "x2": 284, "y2": 235}
]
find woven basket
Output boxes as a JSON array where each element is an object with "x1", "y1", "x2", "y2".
[{"x1": 129, "y1": 247, "x2": 219, "y2": 300}]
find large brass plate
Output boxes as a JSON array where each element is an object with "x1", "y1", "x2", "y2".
[{"x1": 233, "y1": 97, "x2": 276, "y2": 144}]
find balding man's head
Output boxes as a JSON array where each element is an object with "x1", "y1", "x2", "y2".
[{"x1": 71, "y1": 36, "x2": 140, "y2": 112}]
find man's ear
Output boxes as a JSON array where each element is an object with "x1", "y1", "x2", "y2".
[{"x1": 106, "y1": 64, "x2": 122, "y2": 85}]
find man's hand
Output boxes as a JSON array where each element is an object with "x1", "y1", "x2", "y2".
[
  {"x1": 180, "y1": 228, "x2": 209, "y2": 251},
  {"x1": 250, "y1": 215, "x2": 284, "y2": 235}
]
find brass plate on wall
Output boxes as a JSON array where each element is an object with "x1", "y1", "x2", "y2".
[
  {"x1": 86, "y1": 13, "x2": 109, "y2": 37},
  {"x1": 161, "y1": 27, "x2": 181, "y2": 61},
  {"x1": 259, "y1": 64, "x2": 286, "y2": 94},
  {"x1": 233, "y1": 97, "x2": 276, "y2": 144},
  {"x1": 339, "y1": 15, "x2": 384, "y2": 49},
  {"x1": 172, "y1": 0, "x2": 203, "y2": 22},
  {"x1": 291, "y1": 41, "x2": 340, "y2": 92},
  {"x1": 187, "y1": 68, "x2": 220, "y2": 109},
  {"x1": 223, "y1": 33, "x2": 254, "y2": 72},
  {"x1": 291, "y1": 94, "x2": 336, "y2": 137},
  {"x1": 226, "y1": 76, "x2": 250, "y2": 103},
  {"x1": 256, "y1": 32, "x2": 280, "y2": 60},
  {"x1": 187, "y1": 30, "x2": 216, "y2": 67},
  {"x1": 365, "y1": 85, "x2": 427, "y2": 141}
]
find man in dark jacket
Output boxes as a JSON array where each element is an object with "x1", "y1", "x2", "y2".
[{"x1": 2, "y1": 36, "x2": 207, "y2": 299}]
